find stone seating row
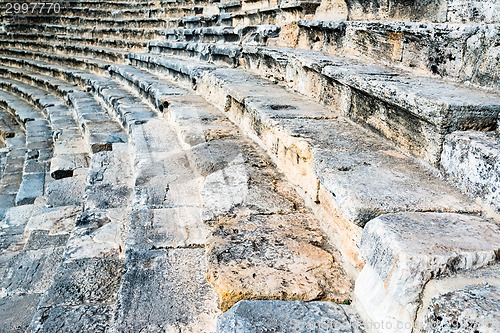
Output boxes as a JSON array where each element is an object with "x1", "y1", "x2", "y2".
[
  {"x1": 0, "y1": 31, "x2": 146, "y2": 51},
  {"x1": 121, "y1": 53, "x2": 500, "y2": 333},
  {"x1": 143, "y1": 41, "x2": 500, "y2": 164}
]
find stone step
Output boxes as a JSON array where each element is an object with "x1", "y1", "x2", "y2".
[
  {"x1": 0, "y1": 88, "x2": 40, "y2": 123},
  {"x1": 135, "y1": 72, "x2": 350, "y2": 311},
  {"x1": 355, "y1": 212, "x2": 500, "y2": 333},
  {"x1": 292, "y1": 20, "x2": 500, "y2": 91},
  {"x1": 29, "y1": 143, "x2": 134, "y2": 331},
  {"x1": 0, "y1": 48, "x2": 115, "y2": 75},
  {"x1": 219, "y1": 1, "x2": 321, "y2": 26},
  {"x1": 0, "y1": 83, "x2": 59, "y2": 205},
  {"x1": 143, "y1": 43, "x2": 500, "y2": 165},
  {"x1": 61, "y1": 0, "x2": 217, "y2": 11},
  {"x1": 0, "y1": 72, "x2": 90, "y2": 180},
  {"x1": 422, "y1": 278, "x2": 500, "y2": 332},
  {"x1": 6, "y1": 15, "x2": 171, "y2": 29},
  {"x1": 0, "y1": 135, "x2": 26, "y2": 220},
  {"x1": 218, "y1": 0, "x2": 242, "y2": 13},
  {"x1": 0, "y1": 40, "x2": 128, "y2": 63},
  {"x1": 112, "y1": 116, "x2": 221, "y2": 331},
  {"x1": 0, "y1": 31, "x2": 146, "y2": 51},
  {"x1": 0, "y1": 57, "x2": 128, "y2": 153},
  {"x1": 165, "y1": 25, "x2": 281, "y2": 44},
  {"x1": 217, "y1": 300, "x2": 364, "y2": 333},
  {"x1": 108, "y1": 65, "x2": 353, "y2": 319},
  {"x1": 0, "y1": 204, "x2": 80, "y2": 332},
  {"x1": 2, "y1": 23, "x2": 167, "y2": 41},
  {"x1": 0, "y1": 106, "x2": 22, "y2": 143},
  {"x1": 61, "y1": 6, "x2": 207, "y2": 19},
  {"x1": 441, "y1": 131, "x2": 500, "y2": 214},
  {"x1": 128, "y1": 54, "x2": 482, "y2": 271},
  {"x1": 321, "y1": 0, "x2": 500, "y2": 23}
]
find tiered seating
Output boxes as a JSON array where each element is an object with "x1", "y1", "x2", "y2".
[{"x1": 0, "y1": 0, "x2": 498, "y2": 332}]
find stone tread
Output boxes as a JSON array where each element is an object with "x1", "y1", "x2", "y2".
[
  {"x1": 143, "y1": 42, "x2": 500, "y2": 164},
  {"x1": 441, "y1": 130, "x2": 500, "y2": 213},
  {"x1": 0, "y1": 58, "x2": 129, "y2": 153},
  {"x1": 2, "y1": 23, "x2": 168, "y2": 40},
  {"x1": 293, "y1": 20, "x2": 500, "y2": 91},
  {"x1": 0, "y1": 71, "x2": 90, "y2": 178},
  {"x1": 0, "y1": 106, "x2": 22, "y2": 142},
  {"x1": 355, "y1": 212, "x2": 500, "y2": 331},
  {"x1": 0, "y1": 31, "x2": 147, "y2": 50},
  {"x1": 164, "y1": 25, "x2": 281, "y2": 44},
  {"x1": 0, "y1": 39, "x2": 129, "y2": 63},
  {"x1": 129, "y1": 53, "x2": 480, "y2": 224}
]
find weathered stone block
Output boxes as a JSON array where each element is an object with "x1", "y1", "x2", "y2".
[
  {"x1": 217, "y1": 300, "x2": 363, "y2": 333},
  {"x1": 441, "y1": 131, "x2": 500, "y2": 213},
  {"x1": 422, "y1": 284, "x2": 500, "y2": 333},
  {"x1": 207, "y1": 213, "x2": 351, "y2": 311},
  {"x1": 355, "y1": 212, "x2": 500, "y2": 333}
]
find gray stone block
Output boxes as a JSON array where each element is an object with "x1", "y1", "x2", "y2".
[
  {"x1": 113, "y1": 248, "x2": 220, "y2": 333},
  {"x1": 355, "y1": 212, "x2": 500, "y2": 332},
  {"x1": 15, "y1": 172, "x2": 45, "y2": 205},
  {"x1": 423, "y1": 285, "x2": 500, "y2": 333},
  {"x1": 441, "y1": 131, "x2": 500, "y2": 213},
  {"x1": 217, "y1": 300, "x2": 363, "y2": 333}
]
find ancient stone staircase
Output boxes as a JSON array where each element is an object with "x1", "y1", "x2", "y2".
[{"x1": 0, "y1": 0, "x2": 498, "y2": 332}]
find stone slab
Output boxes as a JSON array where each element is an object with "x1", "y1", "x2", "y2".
[
  {"x1": 217, "y1": 300, "x2": 363, "y2": 333},
  {"x1": 113, "y1": 248, "x2": 220, "y2": 333},
  {"x1": 15, "y1": 172, "x2": 45, "y2": 205},
  {"x1": 0, "y1": 247, "x2": 65, "y2": 295},
  {"x1": 441, "y1": 131, "x2": 500, "y2": 213},
  {"x1": 207, "y1": 213, "x2": 351, "y2": 311},
  {"x1": 422, "y1": 284, "x2": 500, "y2": 333},
  {"x1": 355, "y1": 212, "x2": 500, "y2": 333},
  {"x1": 0, "y1": 293, "x2": 41, "y2": 333}
]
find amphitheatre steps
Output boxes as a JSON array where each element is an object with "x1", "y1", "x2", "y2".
[
  {"x1": 0, "y1": 89, "x2": 50, "y2": 206},
  {"x1": 0, "y1": 74, "x2": 90, "y2": 173},
  {"x1": 0, "y1": 0, "x2": 499, "y2": 331},
  {"x1": 292, "y1": 20, "x2": 500, "y2": 91},
  {"x1": 126, "y1": 53, "x2": 482, "y2": 266},
  {"x1": 139, "y1": 42, "x2": 500, "y2": 165},
  {"x1": 114, "y1": 67, "x2": 352, "y2": 324}
]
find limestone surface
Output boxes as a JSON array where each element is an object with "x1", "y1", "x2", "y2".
[
  {"x1": 217, "y1": 300, "x2": 363, "y2": 333},
  {"x1": 423, "y1": 284, "x2": 500, "y2": 333},
  {"x1": 356, "y1": 212, "x2": 500, "y2": 332}
]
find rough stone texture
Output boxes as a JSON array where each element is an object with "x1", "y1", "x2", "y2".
[
  {"x1": 423, "y1": 284, "x2": 500, "y2": 333},
  {"x1": 0, "y1": 0, "x2": 499, "y2": 331},
  {"x1": 0, "y1": 294, "x2": 41, "y2": 333},
  {"x1": 355, "y1": 212, "x2": 500, "y2": 333},
  {"x1": 31, "y1": 304, "x2": 115, "y2": 333},
  {"x1": 207, "y1": 213, "x2": 352, "y2": 312},
  {"x1": 0, "y1": 247, "x2": 65, "y2": 296},
  {"x1": 113, "y1": 249, "x2": 220, "y2": 333},
  {"x1": 217, "y1": 300, "x2": 364, "y2": 333},
  {"x1": 441, "y1": 131, "x2": 500, "y2": 213}
]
